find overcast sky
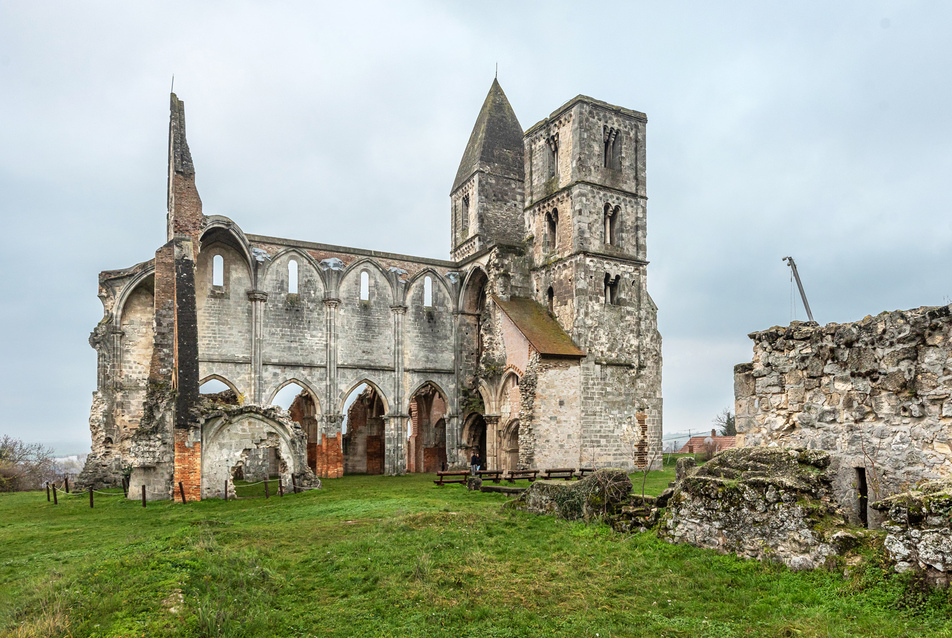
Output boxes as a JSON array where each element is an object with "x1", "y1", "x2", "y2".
[{"x1": 2, "y1": 1, "x2": 950, "y2": 454}]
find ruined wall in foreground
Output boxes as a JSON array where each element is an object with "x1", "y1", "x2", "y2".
[{"x1": 735, "y1": 306, "x2": 952, "y2": 524}]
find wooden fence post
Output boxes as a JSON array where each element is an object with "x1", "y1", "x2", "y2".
[
  {"x1": 64, "y1": 475, "x2": 69, "y2": 493},
  {"x1": 264, "y1": 479, "x2": 270, "y2": 499},
  {"x1": 291, "y1": 474, "x2": 298, "y2": 494},
  {"x1": 224, "y1": 480, "x2": 228, "y2": 501},
  {"x1": 89, "y1": 487, "x2": 94, "y2": 508},
  {"x1": 52, "y1": 484, "x2": 58, "y2": 505},
  {"x1": 141, "y1": 485, "x2": 146, "y2": 507},
  {"x1": 278, "y1": 480, "x2": 284, "y2": 497},
  {"x1": 179, "y1": 481, "x2": 187, "y2": 504},
  {"x1": 46, "y1": 482, "x2": 50, "y2": 502},
  {"x1": 122, "y1": 477, "x2": 128, "y2": 497}
]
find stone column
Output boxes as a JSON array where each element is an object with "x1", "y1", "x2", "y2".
[
  {"x1": 388, "y1": 304, "x2": 408, "y2": 475},
  {"x1": 247, "y1": 290, "x2": 268, "y2": 403},
  {"x1": 484, "y1": 415, "x2": 500, "y2": 471},
  {"x1": 324, "y1": 298, "x2": 340, "y2": 424}
]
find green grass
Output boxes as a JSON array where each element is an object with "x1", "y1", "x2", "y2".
[{"x1": 2, "y1": 474, "x2": 951, "y2": 637}]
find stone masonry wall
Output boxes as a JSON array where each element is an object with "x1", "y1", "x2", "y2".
[{"x1": 735, "y1": 306, "x2": 952, "y2": 524}]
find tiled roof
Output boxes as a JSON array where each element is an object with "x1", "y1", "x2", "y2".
[
  {"x1": 493, "y1": 295, "x2": 585, "y2": 358},
  {"x1": 677, "y1": 435, "x2": 737, "y2": 454}
]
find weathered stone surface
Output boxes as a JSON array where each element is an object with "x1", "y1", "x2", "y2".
[
  {"x1": 873, "y1": 479, "x2": 952, "y2": 585},
  {"x1": 735, "y1": 308, "x2": 952, "y2": 526},
  {"x1": 505, "y1": 469, "x2": 632, "y2": 522},
  {"x1": 662, "y1": 447, "x2": 848, "y2": 571}
]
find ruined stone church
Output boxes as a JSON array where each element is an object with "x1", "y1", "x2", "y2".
[{"x1": 78, "y1": 80, "x2": 662, "y2": 500}]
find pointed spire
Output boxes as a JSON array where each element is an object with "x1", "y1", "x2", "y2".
[{"x1": 452, "y1": 79, "x2": 524, "y2": 194}]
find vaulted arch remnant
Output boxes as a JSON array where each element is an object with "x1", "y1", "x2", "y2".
[
  {"x1": 406, "y1": 382, "x2": 448, "y2": 473},
  {"x1": 342, "y1": 383, "x2": 387, "y2": 474},
  {"x1": 270, "y1": 380, "x2": 320, "y2": 473}
]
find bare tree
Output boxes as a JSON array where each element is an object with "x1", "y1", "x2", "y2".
[
  {"x1": 713, "y1": 408, "x2": 736, "y2": 436},
  {"x1": 0, "y1": 435, "x2": 57, "y2": 492}
]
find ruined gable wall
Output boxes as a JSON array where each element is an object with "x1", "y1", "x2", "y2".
[
  {"x1": 735, "y1": 306, "x2": 952, "y2": 509},
  {"x1": 519, "y1": 355, "x2": 582, "y2": 469}
]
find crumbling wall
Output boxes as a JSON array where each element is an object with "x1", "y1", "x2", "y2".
[
  {"x1": 663, "y1": 447, "x2": 849, "y2": 571},
  {"x1": 735, "y1": 306, "x2": 952, "y2": 525}
]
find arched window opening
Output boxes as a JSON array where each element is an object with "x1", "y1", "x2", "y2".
[
  {"x1": 200, "y1": 378, "x2": 239, "y2": 405},
  {"x1": 546, "y1": 210, "x2": 558, "y2": 252},
  {"x1": 359, "y1": 271, "x2": 370, "y2": 301},
  {"x1": 461, "y1": 195, "x2": 470, "y2": 237},
  {"x1": 270, "y1": 382, "x2": 319, "y2": 473},
  {"x1": 423, "y1": 276, "x2": 433, "y2": 308},
  {"x1": 546, "y1": 286, "x2": 554, "y2": 314},
  {"x1": 605, "y1": 273, "x2": 620, "y2": 306},
  {"x1": 546, "y1": 133, "x2": 559, "y2": 178},
  {"x1": 605, "y1": 204, "x2": 618, "y2": 246},
  {"x1": 212, "y1": 254, "x2": 224, "y2": 287},
  {"x1": 288, "y1": 259, "x2": 298, "y2": 294},
  {"x1": 604, "y1": 126, "x2": 620, "y2": 169}
]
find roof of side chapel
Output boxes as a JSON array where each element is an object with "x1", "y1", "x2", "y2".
[{"x1": 451, "y1": 79, "x2": 525, "y2": 194}]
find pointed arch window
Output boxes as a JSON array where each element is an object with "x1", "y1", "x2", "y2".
[
  {"x1": 288, "y1": 259, "x2": 299, "y2": 294},
  {"x1": 461, "y1": 195, "x2": 470, "y2": 238},
  {"x1": 546, "y1": 209, "x2": 558, "y2": 252},
  {"x1": 423, "y1": 275, "x2": 433, "y2": 308},
  {"x1": 604, "y1": 126, "x2": 620, "y2": 169},
  {"x1": 359, "y1": 271, "x2": 370, "y2": 301},
  {"x1": 546, "y1": 286, "x2": 554, "y2": 314},
  {"x1": 212, "y1": 254, "x2": 224, "y2": 287}
]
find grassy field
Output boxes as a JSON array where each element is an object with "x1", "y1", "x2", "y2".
[{"x1": 2, "y1": 465, "x2": 951, "y2": 638}]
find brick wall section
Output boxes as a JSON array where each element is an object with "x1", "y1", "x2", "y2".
[
  {"x1": 314, "y1": 433, "x2": 343, "y2": 478},
  {"x1": 173, "y1": 429, "x2": 202, "y2": 502}
]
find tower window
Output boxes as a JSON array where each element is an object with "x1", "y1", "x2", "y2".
[
  {"x1": 546, "y1": 210, "x2": 558, "y2": 252},
  {"x1": 604, "y1": 273, "x2": 620, "y2": 305},
  {"x1": 360, "y1": 271, "x2": 370, "y2": 301},
  {"x1": 461, "y1": 195, "x2": 470, "y2": 238},
  {"x1": 423, "y1": 276, "x2": 433, "y2": 308},
  {"x1": 604, "y1": 126, "x2": 620, "y2": 170},
  {"x1": 604, "y1": 204, "x2": 618, "y2": 246},
  {"x1": 546, "y1": 134, "x2": 559, "y2": 178},
  {"x1": 288, "y1": 259, "x2": 298, "y2": 294},
  {"x1": 212, "y1": 254, "x2": 224, "y2": 287},
  {"x1": 546, "y1": 286, "x2": 554, "y2": 314}
]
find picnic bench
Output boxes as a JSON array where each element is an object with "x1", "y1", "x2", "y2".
[
  {"x1": 541, "y1": 468, "x2": 577, "y2": 481},
  {"x1": 433, "y1": 470, "x2": 469, "y2": 486},
  {"x1": 477, "y1": 469, "x2": 503, "y2": 484},
  {"x1": 506, "y1": 469, "x2": 538, "y2": 483},
  {"x1": 576, "y1": 467, "x2": 597, "y2": 478}
]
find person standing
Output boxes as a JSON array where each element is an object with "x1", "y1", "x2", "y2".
[{"x1": 470, "y1": 452, "x2": 479, "y2": 475}]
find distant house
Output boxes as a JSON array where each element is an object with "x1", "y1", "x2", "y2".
[{"x1": 677, "y1": 429, "x2": 737, "y2": 454}]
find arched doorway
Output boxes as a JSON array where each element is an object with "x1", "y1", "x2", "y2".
[
  {"x1": 462, "y1": 413, "x2": 487, "y2": 469},
  {"x1": 270, "y1": 381, "x2": 319, "y2": 473},
  {"x1": 407, "y1": 383, "x2": 448, "y2": 473},
  {"x1": 342, "y1": 383, "x2": 386, "y2": 474}
]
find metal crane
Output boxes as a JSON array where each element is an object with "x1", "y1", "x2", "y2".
[{"x1": 782, "y1": 256, "x2": 815, "y2": 323}]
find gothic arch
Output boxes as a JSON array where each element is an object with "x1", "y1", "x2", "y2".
[
  {"x1": 200, "y1": 218, "x2": 254, "y2": 278},
  {"x1": 199, "y1": 374, "x2": 241, "y2": 397},
  {"x1": 340, "y1": 258, "x2": 397, "y2": 304},
  {"x1": 338, "y1": 378, "x2": 391, "y2": 416},
  {"x1": 406, "y1": 268, "x2": 452, "y2": 305},
  {"x1": 265, "y1": 377, "x2": 323, "y2": 414},
  {"x1": 260, "y1": 247, "x2": 327, "y2": 292},
  {"x1": 406, "y1": 381, "x2": 449, "y2": 473},
  {"x1": 113, "y1": 268, "x2": 156, "y2": 327},
  {"x1": 460, "y1": 266, "x2": 488, "y2": 314}
]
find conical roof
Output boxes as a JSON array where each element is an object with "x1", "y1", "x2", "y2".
[{"x1": 452, "y1": 79, "x2": 524, "y2": 193}]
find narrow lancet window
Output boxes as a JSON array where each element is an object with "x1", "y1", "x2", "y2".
[
  {"x1": 604, "y1": 204, "x2": 618, "y2": 246},
  {"x1": 212, "y1": 254, "x2": 224, "y2": 287},
  {"x1": 604, "y1": 126, "x2": 619, "y2": 169},
  {"x1": 461, "y1": 195, "x2": 470, "y2": 238},
  {"x1": 546, "y1": 210, "x2": 558, "y2": 252},
  {"x1": 546, "y1": 286, "x2": 554, "y2": 313},
  {"x1": 288, "y1": 259, "x2": 298, "y2": 294},
  {"x1": 360, "y1": 271, "x2": 370, "y2": 301},
  {"x1": 547, "y1": 134, "x2": 559, "y2": 178},
  {"x1": 605, "y1": 273, "x2": 620, "y2": 305},
  {"x1": 423, "y1": 276, "x2": 433, "y2": 307}
]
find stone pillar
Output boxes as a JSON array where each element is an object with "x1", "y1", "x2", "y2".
[
  {"x1": 385, "y1": 415, "x2": 408, "y2": 475},
  {"x1": 324, "y1": 298, "x2": 340, "y2": 419},
  {"x1": 109, "y1": 325, "x2": 124, "y2": 388},
  {"x1": 445, "y1": 413, "x2": 460, "y2": 468},
  {"x1": 484, "y1": 415, "x2": 500, "y2": 471},
  {"x1": 387, "y1": 304, "x2": 408, "y2": 475},
  {"x1": 247, "y1": 290, "x2": 268, "y2": 403}
]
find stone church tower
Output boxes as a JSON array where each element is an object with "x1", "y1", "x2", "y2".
[{"x1": 77, "y1": 80, "x2": 662, "y2": 499}]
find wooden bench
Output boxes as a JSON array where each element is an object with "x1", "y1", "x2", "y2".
[
  {"x1": 576, "y1": 467, "x2": 597, "y2": 478},
  {"x1": 433, "y1": 470, "x2": 469, "y2": 486},
  {"x1": 542, "y1": 468, "x2": 576, "y2": 480},
  {"x1": 506, "y1": 469, "x2": 538, "y2": 483},
  {"x1": 477, "y1": 470, "x2": 503, "y2": 484}
]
